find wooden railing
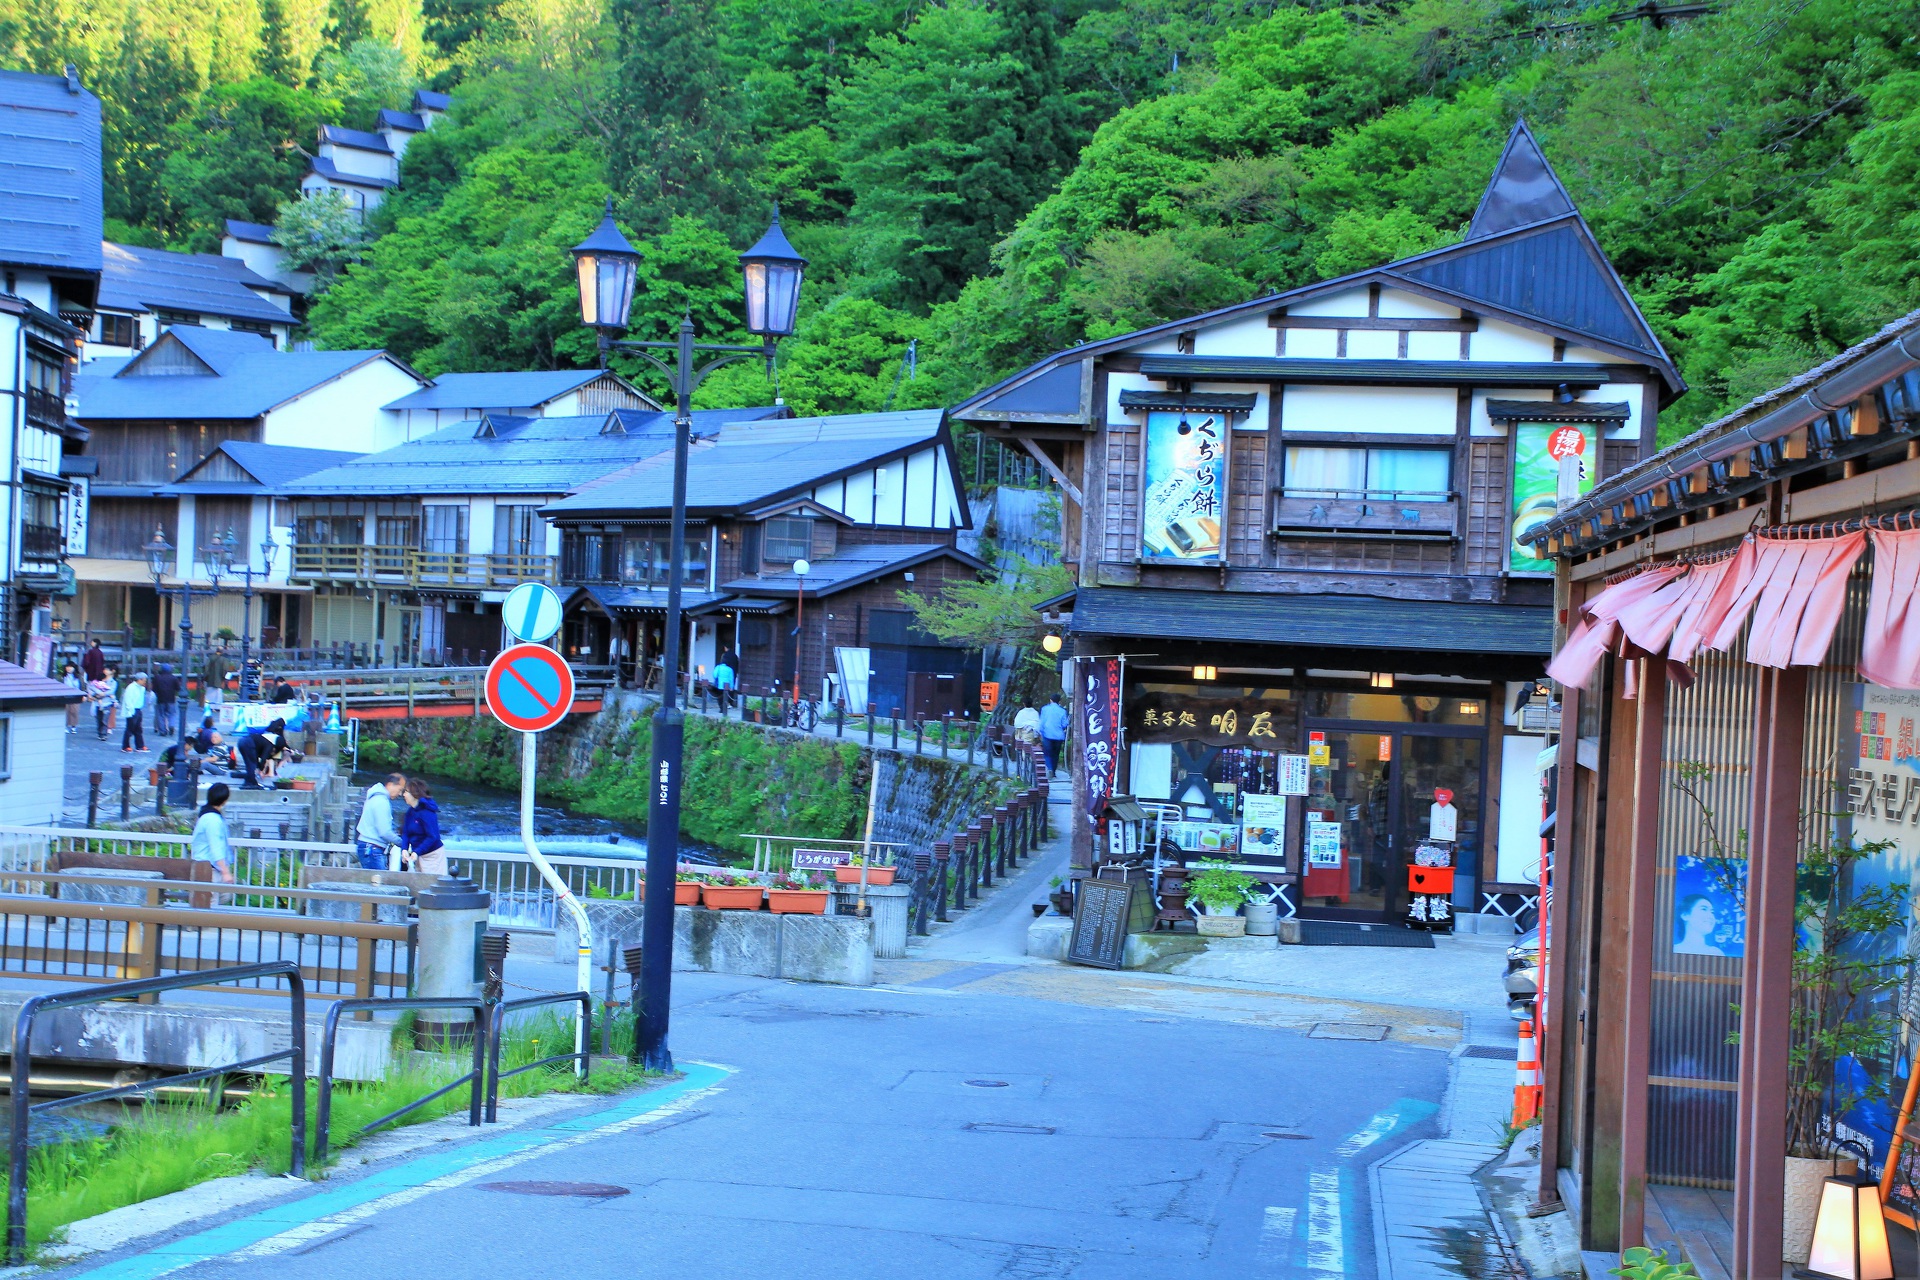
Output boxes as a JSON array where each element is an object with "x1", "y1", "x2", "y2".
[
  {"x1": 290, "y1": 545, "x2": 558, "y2": 588},
  {"x1": 1270, "y1": 487, "x2": 1458, "y2": 540}
]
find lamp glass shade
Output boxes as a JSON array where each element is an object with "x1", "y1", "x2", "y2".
[
  {"x1": 793, "y1": 559, "x2": 810, "y2": 577},
  {"x1": 1807, "y1": 1175, "x2": 1893, "y2": 1280},
  {"x1": 570, "y1": 203, "x2": 640, "y2": 330},
  {"x1": 1041, "y1": 634, "x2": 1062, "y2": 654},
  {"x1": 740, "y1": 211, "x2": 807, "y2": 337},
  {"x1": 144, "y1": 529, "x2": 171, "y2": 580}
]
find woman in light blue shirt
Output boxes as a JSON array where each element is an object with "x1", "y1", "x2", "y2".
[{"x1": 191, "y1": 783, "x2": 236, "y2": 885}]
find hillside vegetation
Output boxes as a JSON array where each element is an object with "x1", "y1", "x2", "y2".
[{"x1": 5, "y1": 0, "x2": 1918, "y2": 436}]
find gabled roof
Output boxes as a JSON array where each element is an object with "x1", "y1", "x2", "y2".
[
  {"x1": 382, "y1": 369, "x2": 650, "y2": 412},
  {"x1": 954, "y1": 120, "x2": 1681, "y2": 422},
  {"x1": 319, "y1": 125, "x2": 391, "y2": 153},
  {"x1": 307, "y1": 157, "x2": 397, "y2": 190},
  {"x1": 547, "y1": 409, "x2": 951, "y2": 517},
  {"x1": 376, "y1": 108, "x2": 427, "y2": 133},
  {"x1": 0, "y1": 659, "x2": 81, "y2": 707},
  {"x1": 413, "y1": 89, "x2": 453, "y2": 113},
  {"x1": 285, "y1": 405, "x2": 786, "y2": 496},
  {"x1": 722, "y1": 543, "x2": 985, "y2": 599},
  {"x1": 98, "y1": 242, "x2": 293, "y2": 323},
  {"x1": 74, "y1": 327, "x2": 417, "y2": 421},
  {"x1": 223, "y1": 219, "x2": 275, "y2": 246},
  {"x1": 0, "y1": 69, "x2": 103, "y2": 276},
  {"x1": 169, "y1": 441, "x2": 361, "y2": 490}
]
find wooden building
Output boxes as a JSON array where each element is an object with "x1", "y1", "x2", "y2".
[
  {"x1": 1522, "y1": 309, "x2": 1920, "y2": 1273},
  {"x1": 545, "y1": 408, "x2": 983, "y2": 712},
  {"x1": 951, "y1": 121, "x2": 1683, "y2": 926}
]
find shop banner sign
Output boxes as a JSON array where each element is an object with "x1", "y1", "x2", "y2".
[
  {"x1": 1846, "y1": 683, "x2": 1920, "y2": 861},
  {"x1": 1141, "y1": 410, "x2": 1226, "y2": 563},
  {"x1": 1081, "y1": 659, "x2": 1122, "y2": 816},
  {"x1": 1128, "y1": 692, "x2": 1299, "y2": 747},
  {"x1": 1509, "y1": 422, "x2": 1597, "y2": 573}
]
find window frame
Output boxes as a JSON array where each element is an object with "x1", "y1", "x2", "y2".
[{"x1": 762, "y1": 517, "x2": 811, "y2": 565}]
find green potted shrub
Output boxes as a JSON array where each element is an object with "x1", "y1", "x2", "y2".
[{"x1": 1188, "y1": 860, "x2": 1254, "y2": 937}]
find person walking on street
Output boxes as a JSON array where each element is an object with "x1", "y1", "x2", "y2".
[
  {"x1": 86, "y1": 669, "x2": 114, "y2": 739},
  {"x1": 61, "y1": 663, "x2": 82, "y2": 733},
  {"x1": 1012, "y1": 702, "x2": 1042, "y2": 744},
  {"x1": 1038, "y1": 692, "x2": 1070, "y2": 777},
  {"x1": 713, "y1": 649, "x2": 738, "y2": 712},
  {"x1": 191, "y1": 783, "x2": 237, "y2": 888},
  {"x1": 356, "y1": 773, "x2": 405, "y2": 870},
  {"x1": 80, "y1": 639, "x2": 106, "y2": 682},
  {"x1": 151, "y1": 664, "x2": 180, "y2": 736},
  {"x1": 103, "y1": 666, "x2": 119, "y2": 734},
  {"x1": 236, "y1": 717, "x2": 285, "y2": 789},
  {"x1": 119, "y1": 672, "x2": 149, "y2": 751},
  {"x1": 400, "y1": 778, "x2": 446, "y2": 875}
]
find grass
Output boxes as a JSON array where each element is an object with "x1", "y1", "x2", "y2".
[{"x1": 10, "y1": 1005, "x2": 658, "y2": 1255}]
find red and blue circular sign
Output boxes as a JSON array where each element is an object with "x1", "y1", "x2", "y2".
[{"x1": 485, "y1": 643, "x2": 575, "y2": 733}]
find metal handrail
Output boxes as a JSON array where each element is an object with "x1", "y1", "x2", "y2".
[
  {"x1": 484, "y1": 991, "x2": 591, "y2": 1122},
  {"x1": 6, "y1": 960, "x2": 308, "y2": 1263},
  {"x1": 314, "y1": 995, "x2": 488, "y2": 1166}
]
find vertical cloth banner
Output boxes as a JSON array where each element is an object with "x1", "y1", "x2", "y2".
[{"x1": 1081, "y1": 658, "x2": 1122, "y2": 816}]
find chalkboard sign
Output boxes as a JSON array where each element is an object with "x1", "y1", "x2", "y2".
[{"x1": 1068, "y1": 879, "x2": 1137, "y2": 969}]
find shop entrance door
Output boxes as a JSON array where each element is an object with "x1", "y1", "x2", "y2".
[{"x1": 1300, "y1": 726, "x2": 1483, "y2": 923}]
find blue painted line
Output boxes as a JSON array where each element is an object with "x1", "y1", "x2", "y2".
[{"x1": 69, "y1": 1063, "x2": 730, "y2": 1280}]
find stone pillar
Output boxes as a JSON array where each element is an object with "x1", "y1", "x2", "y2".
[
  {"x1": 932, "y1": 841, "x2": 951, "y2": 922},
  {"x1": 832, "y1": 882, "x2": 911, "y2": 958},
  {"x1": 994, "y1": 806, "x2": 1011, "y2": 875},
  {"x1": 413, "y1": 875, "x2": 489, "y2": 1047},
  {"x1": 967, "y1": 821, "x2": 988, "y2": 891}
]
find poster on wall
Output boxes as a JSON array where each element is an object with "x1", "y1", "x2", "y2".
[
  {"x1": 1081, "y1": 658, "x2": 1123, "y2": 817},
  {"x1": 1141, "y1": 410, "x2": 1226, "y2": 563},
  {"x1": 1845, "y1": 684, "x2": 1920, "y2": 889},
  {"x1": 1671, "y1": 855, "x2": 1747, "y2": 957},
  {"x1": 1277, "y1": 755, "x2": 1309, "y2": 796},
  {"x1": 1306, "y1": 820, "x2": 1342, "y2": 867},
  {"x1": 1240, "y1": 794, "x2": 1288, "y2": 861},
  {"x1": 1509, "y1": 422, "x2": 1599, "y2": 573}
]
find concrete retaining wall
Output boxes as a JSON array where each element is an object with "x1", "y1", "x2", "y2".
[{"x1": 673, "y1": 906, "x2": 873, "y2": 986}]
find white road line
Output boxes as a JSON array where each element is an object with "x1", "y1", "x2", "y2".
[
  {"x1": 1334, "y1": 1109, "x2": 1401, "y2": 1157},
  {"x1": 1306, "y1": 1169, "x2": 1344, "y2": 1274},
  {"x1": 1259, "y1": 1205, "x2": 1297, "y2": 1262}
]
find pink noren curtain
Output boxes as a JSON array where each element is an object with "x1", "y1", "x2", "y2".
[{"x1": 1861, "y1": 528, "x2": 1920, "y2": 688}]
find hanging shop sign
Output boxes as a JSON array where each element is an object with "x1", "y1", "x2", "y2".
[
  {"x1": 1126, "y1": 693, "x2": 1299, "y2": 747},
  {"x1": 1081, "y1": 658, "x2": 1123, "y2": 816},
  {"x1": 1509, "y1": 421, "x2": 1599, "y2": 574},
  {"x1": 1140, "y1": 410, "x2": 1227, "y2": 563}
]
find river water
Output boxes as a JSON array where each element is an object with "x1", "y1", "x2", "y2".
[{"x1": 348, "y1": 770, "x2": 647, "y2": 854}]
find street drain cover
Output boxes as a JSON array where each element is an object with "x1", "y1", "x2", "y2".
[
  {"x1": 1263, "y1": 1131, "x2": 1312, "y2": 1140},
  {"x1": 967, "y1": 1122, "x2": 1055, "y2": 1135},
  {"x1": 481, "y1": 1181, "x2": 630, "y2": 1198},
  {"x1": 964, "y1": 1079, "x2": 1010, "y2": 1088},
  {"x1": 1308, "y1": 1022, "x2": 1391, "y2": 1041}
]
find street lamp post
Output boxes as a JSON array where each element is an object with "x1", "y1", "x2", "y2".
[
  {"x1": 791, "y1": 558, "x2": 809, "y2": 703},
  {"x1": 213, "y1": 528, "x2": 280, "y2": 700},
  {"x1": 572, "y1": 198, "x2": 805, "y2": 1071},
  {"x1": 145, "y1": 528, "x2": 223, "y2": 765}
]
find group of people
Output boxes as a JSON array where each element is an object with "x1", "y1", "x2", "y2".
[
  {"x1": 64, "y1": 640, "x2": 185, "y2": 751},
  {"x1": 1012, "y1": 692, "x2": 1071, "y2": 776},
  {"x1": 353, "y1": 772, "x2": 445, "y2": 873}
]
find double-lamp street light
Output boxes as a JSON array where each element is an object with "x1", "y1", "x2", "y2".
[
  {"x1": 571, "y1": 199, "x2": 805, "y2": 1071},
  {"x1": 205, "y1": 528, "x2": 280, "y2": 702}
]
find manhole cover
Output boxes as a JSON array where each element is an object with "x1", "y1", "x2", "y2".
[
  {"x1": 481, "y1": 1181, "x2": 630, "y2": 1198},
  {"x1": 1308, "y1": 1022, "x2": 1391, "y2": 1041},
  {"x1": 1461, "y1": 1044, "x2": 1519, "y2": 1060},
  {"x1": 966, "y1": 1121, "x2": 1055, "y2": 1135},
  {"x1": 964, "y1": 1079, "x2": 1010, "y2": 1088},
  {"x1": 1263, "y1": 1131, "x2": 1313, "y2": 1140}
]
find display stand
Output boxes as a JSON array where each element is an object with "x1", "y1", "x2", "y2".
[{"x1": 1406, "y1": 839, "x2": 1455, "y2": 932}]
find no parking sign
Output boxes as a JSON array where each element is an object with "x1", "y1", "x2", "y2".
[{"x1": 485, "y1": 643, "x2": 575, "y2": 733}]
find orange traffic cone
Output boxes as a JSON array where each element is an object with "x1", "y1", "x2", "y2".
[{"x1": 1512, "y1": 1019, "x2": 1540, "y2": 1127}]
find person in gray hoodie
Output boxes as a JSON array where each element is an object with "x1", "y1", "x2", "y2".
[{"x1": 356, "y1": 772, "x2": 405, "y2": 869}]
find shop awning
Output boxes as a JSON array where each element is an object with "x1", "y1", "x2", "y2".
[{"x1": 1069, "y1": 587, "x2": 1553, "y2": 655}]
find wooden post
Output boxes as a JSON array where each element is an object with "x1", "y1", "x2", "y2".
[
  {"x1": 355, "y1": 897, "x2": 379, "y2": 1021},
  {"x1": 1617, "y1": 657, "x2": 1666, "y2": 1247},
  {"x1": 1732, "y1": 665, "x2": 1806, "y2": 1277},
  {"x1": 1537, "y1": 681, "x2": 1579, "y2": 1211},
  {"x1": 132, "y1": 883, "x2": 163, "y2": 998}
]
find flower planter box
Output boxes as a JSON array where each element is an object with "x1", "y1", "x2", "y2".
[
  {"x1": 289, "y1": 780, "x2": 317, "y2": 792},
  {"x1": 833, "y1": 865, "x2": 896, "y2": 886},
  {"x1": 701, "y1": 884, "x2": 765, "y2": 911},
  {"x1": 1196, "y1": 914, "x2": 1246, "y2": 938},
  {"x1": 768, "y1": 889, "x2": 830, "y2": 915},
  {"x1": 640, "y1": 880, "x2": 703, "y2": 905}
]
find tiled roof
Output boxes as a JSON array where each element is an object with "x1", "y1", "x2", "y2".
[
  {"x1": 384, "y1": 370, "x2": 614, "y2": 411},
  {"x1": 75, "y1": 328, "x2": 406, "y2": 420},
  {"x1": 99, "y1": 242, "x2": 293, "y2": 323},
  {"x1": 0, "y1": 659, "x2": 79, "y2": 705},
  {"x1": 413, "y1": 89, "x2": 453, "y2": 113},
  {"x1": 223, "y1": 219, "x2": 275, "y2": 245},
  {"x1": 307, "y1": 158, "x2": 397, "y2": 189},
  {"x1": 376, "y1": 109, "x2": 426, "y2": 132},
  {"x1": 286, "y1": 405, "x2": 786, "y2": 496},
  {"x1": 319, "y1": 125, "x2": 391, "y2": 153},
  {"x1": 549, "y1": 409, "x2": 948, "y2": 516},
  {"x1": 1070, "y1": 587, "x2": 1553, "y2": 656},
  {"x1": 177, "y1": 442, "x2": 361, "y2": 487},
  {"x1": 722, "y1": 543, "x2": 984, "y2": 598},
  {"x1": 0, "y1": 69, "x2": 103, "y2": 275}
]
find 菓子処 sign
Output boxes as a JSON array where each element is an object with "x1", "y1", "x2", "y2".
[
  {"x1": 1509, "y1": 421, "x2": 1598, "y2": 574},
  {"x1": 1141, "y1": 410, "x2": 1226, "y2": 563},
  {"x1": 1126, "y1": 692, "x2": 1300, "y2": 748}
]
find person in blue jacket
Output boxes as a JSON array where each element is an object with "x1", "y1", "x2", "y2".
[{"x1": 400, "y1": 777, "x2": 447, "y2": 875}]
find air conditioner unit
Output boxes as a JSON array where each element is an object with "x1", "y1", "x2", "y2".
[{"x1": 1518, "y1": 702, "x2": 1556, "y2": 734}]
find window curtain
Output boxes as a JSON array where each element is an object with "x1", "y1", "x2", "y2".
[{"x1": 1861, "y1": 528, "x2": 1920, "y2": 688}]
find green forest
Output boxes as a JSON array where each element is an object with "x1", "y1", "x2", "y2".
[{"x1": 3, "y1": 0, "x2": 1917, "y2": 438}]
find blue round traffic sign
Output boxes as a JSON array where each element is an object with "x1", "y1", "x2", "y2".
[
  {"x1": 485, "y1": 643, "x2": 575, "y2": 733},
  {"x1": 502, "y1": 581, "x2": 563, "y2": 644}
]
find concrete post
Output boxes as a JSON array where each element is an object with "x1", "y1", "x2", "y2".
[
  {"x1": 87, "y1": 771, "x2": 101, "y2": 828},
  {"x1": 414, "y1": 875, "x2": 491, "y2": 1048},
  {"x1": 932, "y1": 841, "x2": 951, "y2": 922},
  {"x1": 967, "y1": 822, "x2": 987, "y2": 892},
  {"x1": 994, "y1": 806, "x2": 1011, "y2": 875},
  {"x1": 119, "y1": 765, "x2": 133, "y2": 822}
]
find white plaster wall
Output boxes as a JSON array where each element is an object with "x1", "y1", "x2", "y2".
[
  {"x1": 1597, "y1": 382, "x2": 1645, "y2": 441},
  {"x1": 1345, "y1": 330, "x2": 1399, "y2": 360},
  {"x1": 1469, "y1": 319, "x2": 1557, "y2": 362},
  {"x1": 263, "y1": 360, "x2": 423, "y2": 453},
  {"x1": 1195, "y1": 381, "x2": 1269, "y2": 429},
  {"x1": 1470, "y1": 390, "x2": 1541, "y2": 437},
  {"x1": 1378, "y1": 290, "x2": 1458, "y2": 319},
  {"x1": 840, "y1": 470, "x2": 873, "y2": 523},
  {"x1": 320, "y1": 142, "x2": 394, "y2": 183},
  {"x1": 0, "y1": 709, "x2": 66, "y2": 826},
  {"x1": 175, "y1": 495, "x2": 197, "y2": 579},
  {"x1": 903, "y1": 450, "x2": 936, "y2": 526},
  {"x1": 1192, "y1": 315, "x2": 1273, "y2": 357},
  {"x1": 20, "y1": 424, "x2": 61, "y2": 477},
  {"x1": 1406, "y1": 331, "x2": 1461, "y2": 361},
  {"x1": 1565, "y1": 346, "x2": 1634, "y2": 366},
  {"x1": 1105, "y1": 372, "x2": 1155, "y2": 423},
  {"x1": 1282, "y1": 328, "x2": 1338, "y2": 358},
  {"x1": 1289, "y1": 288, "x2": 1370, "y2": 318},
  {"x1": 1281, "y1": 385, "x2": 1457, "y2": 435}
]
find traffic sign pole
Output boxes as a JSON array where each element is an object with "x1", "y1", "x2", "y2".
[{"x1": 523, "y1": 729, "x2": 591, "y2": 1075}]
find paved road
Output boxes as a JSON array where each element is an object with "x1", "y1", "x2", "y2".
[{"x1": 56, "y1": 958, "x2": 1457, "y2": 1280}]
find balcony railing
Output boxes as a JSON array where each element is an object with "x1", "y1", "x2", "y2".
[
  {"x1": 20, "y1": 523, "x2": 64, "y2": 564},
  {"x1": 1270, "y1": 487, "x2": 1458, "y2": 541},
  {"x1": 23, "y1": 386, "x2": 65, "y2": 428},
  {"x1": 290, "y1": 545, "x2": 558, "y2": 588}
]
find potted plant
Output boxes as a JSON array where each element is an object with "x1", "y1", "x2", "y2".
[
  {"x1": 700, "y1": 872, "x2": 765, "y2": 911},
  {"x1": 640, "y1": 872, "x2": 705, "y2": 905},
  {"x1": 833, "y1": 855, "x2": 896, "y2": 886},
  {"x1": 768, "y1": 873, "x2": 831, "y2": 914},
  {"x1": 1188, "y1": 861, "x2": 1254, "y2": 937},
  {"x1": 1048, "y1": 876, "x2": 1074, "y2": 916}
]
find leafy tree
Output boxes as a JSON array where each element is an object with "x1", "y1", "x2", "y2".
[
  {"x1": 159, "y1": 79, "x2": 339, "y2": 251},
  {"x1": 313, "y1": 38, "x2": 415, "y2": 130},
  {"x1": 258, "y1": 0, "x2": 301, "y2": 86},
  {"x1": 898, "y1": 551, "x2": 1076, "y2": 680},
  {"x1": 323, "y1": 0, "x2": 375, "y2": 54},
  {"x1": 701, "y1": 296, "x2": 929, "y2": 416},
  {"x1": 272, "y1": 189, "x2": 367, "y2": 285},
  {"x1": 422, "y1": 0, "x2": 510, "y2": 63}
]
